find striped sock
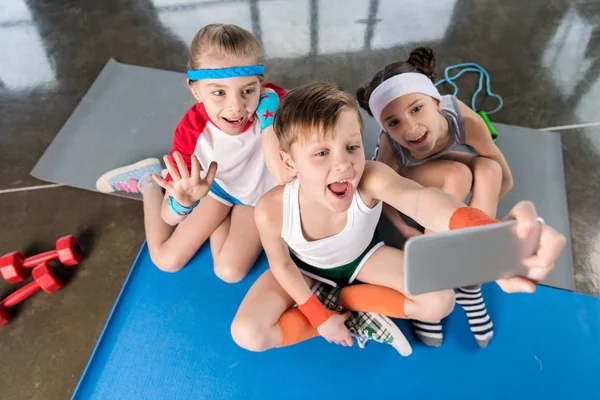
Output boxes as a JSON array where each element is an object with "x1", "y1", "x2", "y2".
[
  {"x1": 455, "y1": 286, "x2": 494, "y2": 348},
  {"x1": 411, "y1": 320, "x2": 443, "y2": 347}
]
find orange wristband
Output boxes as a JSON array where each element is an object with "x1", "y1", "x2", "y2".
[
  {"x1": 449, "y1": 207, "x2": 497, "y2": 230},
  {"x1": 298, "y1": 294, "x2": 330, "y2": 328}
]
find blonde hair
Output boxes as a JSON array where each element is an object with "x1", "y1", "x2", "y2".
[
  {"x1": 188, "y1": 24, "x2": 263, "y2": 70},
  {"x1": 273, "y1": 83, "x2": 363, "y2": 152}
]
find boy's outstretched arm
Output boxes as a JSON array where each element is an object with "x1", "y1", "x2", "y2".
[{"x1": 361, "y1": 160, "x2": 466, "y2": 233}]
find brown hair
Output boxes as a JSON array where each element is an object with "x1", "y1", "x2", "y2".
[
  {"x1": 274, "y1": 83, "x2": 363, "y2": 152},
  {"x1": 187, "y1": 24, "x2": 263, "y2": 71},
  {"x1": 356, "y1": 47, "x2": 436, "y2": 116}
]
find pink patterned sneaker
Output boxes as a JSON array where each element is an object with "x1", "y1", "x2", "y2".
[{"x1": 95, "y1": 158, "x2": 162, "y2": 193}]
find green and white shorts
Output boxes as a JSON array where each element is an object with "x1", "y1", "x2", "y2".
[{"x1": 290, "y1": 234, "x2": 384, "y2": 287}]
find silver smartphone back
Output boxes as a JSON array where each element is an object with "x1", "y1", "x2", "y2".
[{"x1": 404, "y1": 220, "x2": 542, "y2": 296}]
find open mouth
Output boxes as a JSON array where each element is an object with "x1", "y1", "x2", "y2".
[
  {"x1": 221, "y1": 116, "x2": 245, "y2": 128},
  {"x1": 408, "y1": 131, "x2": 428, "y2": 145},
  {"x1": 327, "y1": 179, "x2": 351, "y2": 199}
]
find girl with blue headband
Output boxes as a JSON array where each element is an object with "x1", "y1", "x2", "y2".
[
  {"x1": 96, "y1": 24, "x2": 287, "y2": 282},
  {"x1": 357, "y1": 47, "x2": 514, "y2": 349}
]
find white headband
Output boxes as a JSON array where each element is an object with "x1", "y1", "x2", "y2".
[{"x1": 368, "y1": 72, "x2": 441, "y2": 129}]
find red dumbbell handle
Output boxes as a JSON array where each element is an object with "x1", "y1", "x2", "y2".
[
  {"x1": 0, "y1": 281, "x2": 40, "y2": 308},
  {"x1": 22, "y1": 251, "x2": 59, "y2": 268}
]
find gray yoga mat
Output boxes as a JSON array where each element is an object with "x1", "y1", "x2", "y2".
[
  {"x1": 31, "y1": 59, "x2": 194, "y2": 200},
  {"x1": 31, "y1": 59, "x2": 574, "y2": 290}
]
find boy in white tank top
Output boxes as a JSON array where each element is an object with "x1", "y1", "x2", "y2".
[{"x1": 231, "y1": 83, "x2": 566, "y2": 352}]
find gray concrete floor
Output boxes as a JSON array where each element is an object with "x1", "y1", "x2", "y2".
[{"x1": 1, "y1": 0, "x2": 600, "y2": 398}]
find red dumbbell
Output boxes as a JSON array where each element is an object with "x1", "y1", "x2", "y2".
[
  {"x1": 0, "y1": 235, "x2": 82, "y2": 283},
  {"x1": 0, "y1": 263, "x2": 63, "y2": 326}
]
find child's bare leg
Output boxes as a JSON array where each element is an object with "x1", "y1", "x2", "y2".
[
  {"x1": 143, "y1": 188, "x2": 230, "y2": 272},
  {"x1": 436, "y1": 152, "x2": 500, "y2": 347},
  {"x1": 356, "y1": 245, "x2": 455, "y2": 322},
  {"x1": 452, "y1": 155, "x2": 501, "y2": 347},
  {"x1": 466, "y1": 156, "x2": 502, "y2": 218},
  {"x1": 142, "y1": 186, "x2": 176, "y2": 249},
  {"x1": 393, "y1": 160, "x2": 473, "y2": 345},
  {"x1": 231, "y1": 270, "x2": 314, "y2": 351},
  {"x1": 95, "y1": 158, "x2": 231, "y2": 273},
  {"x1": 208, "y1": 204, "x2": 263, "y2": 283},
  {"x1": 403, "y1": 159, "x2": 473, "y2": 203},
  {"x1": 401, "y1": 159, "x2": 473, "y2": 235},
  {"x1": 439, "y1": 152, "x2": 502, "y2": 217}
]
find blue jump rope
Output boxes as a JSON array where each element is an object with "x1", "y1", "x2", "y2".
[
  {"x1": 435, "y1": 63, "x2": 503, "y2": 141},
  {"x1": 372, "y1": 63, "x2": 502, "y2": 160}
]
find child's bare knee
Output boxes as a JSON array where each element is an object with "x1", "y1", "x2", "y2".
[
  {"x1": 415, "y1": 290, "x2": 455, "y2": 322},
  {"x1": 214, "y1": 260, "x2": 247, "y2": 283},
  {"x1": 231, "y1": 317, "x2": 271, "y2": 352},
  {"x1": 441, "y1": 162, "x2": 473, "y2": 199},
  {"x1": 149, "y1": 249, "x2": 184, "y2": 273},
  {"x1": 472, "y1": 157, "x2": 502, "y2": 184}
]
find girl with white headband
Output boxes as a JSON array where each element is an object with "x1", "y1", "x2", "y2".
[{"x1": 357, "y1": 47, "x2": 514, "y2": 348}]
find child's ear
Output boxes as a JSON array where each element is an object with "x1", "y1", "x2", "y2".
[
  {"x1": 188, "y1": 80, "x2": 202, "y2": 103},
  {"x1": 279, "y1": 150, "x2": 298, "y2": 177},
  {"x1": 435, "y1": 98, "x2": 442, "y2": 112}
]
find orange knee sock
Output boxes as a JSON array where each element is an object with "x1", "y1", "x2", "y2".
[
  {"x1": 277, "y1": 284, "x2": 406, "y2": 347},
  {"x1": 338, "y1": 284, "x2": 406, "y2": 319},
  {"x1": 276, "y1": 308, "x2": 319, "y2": 347}
]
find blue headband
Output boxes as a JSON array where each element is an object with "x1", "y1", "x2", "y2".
[{"x1": 187, "y1": 65, "x2": 264, "y2": 81}]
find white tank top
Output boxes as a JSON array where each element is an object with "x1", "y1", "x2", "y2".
[{"x1": 282, "y1": 178, "x2": 383, "y2": 269}]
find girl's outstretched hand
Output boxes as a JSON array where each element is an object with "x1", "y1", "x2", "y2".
[{"x1": 153, "y1": 151, "x2": 217, "y2": 206}]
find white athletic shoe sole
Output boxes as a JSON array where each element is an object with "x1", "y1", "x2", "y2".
[
  {"x1": 369, "y1": 313, "x2": 413, "y2": 357},
  {"x1": 95, "y1": 158, "x2": 161, "y2": 193}
]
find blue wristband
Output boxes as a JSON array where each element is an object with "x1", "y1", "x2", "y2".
[
  {"x1": 168, "y1": 196, "x2": 200, "y2": 217},
  {"x1": 256, "y1": 92, "x2": 280, "y2": 131}
]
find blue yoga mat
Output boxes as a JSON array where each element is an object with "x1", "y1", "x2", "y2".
[{"x1": 73, "y1": 242, "x2": 600, "y2": 399}]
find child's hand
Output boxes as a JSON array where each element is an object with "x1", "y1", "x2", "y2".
[
  {"x1": 317, "y1": 312, "x2": 354, "y2": 346},
  {"x1": 498, "y1": 201, "x2": 567, "y2": 293},
  {"x1": 153, "y1": 151, "x2": 217, "y2": 206}
]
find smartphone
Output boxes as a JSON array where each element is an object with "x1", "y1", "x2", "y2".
[{"x1": 403, "y1": 220, "x2": 543, "y2": 296}]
